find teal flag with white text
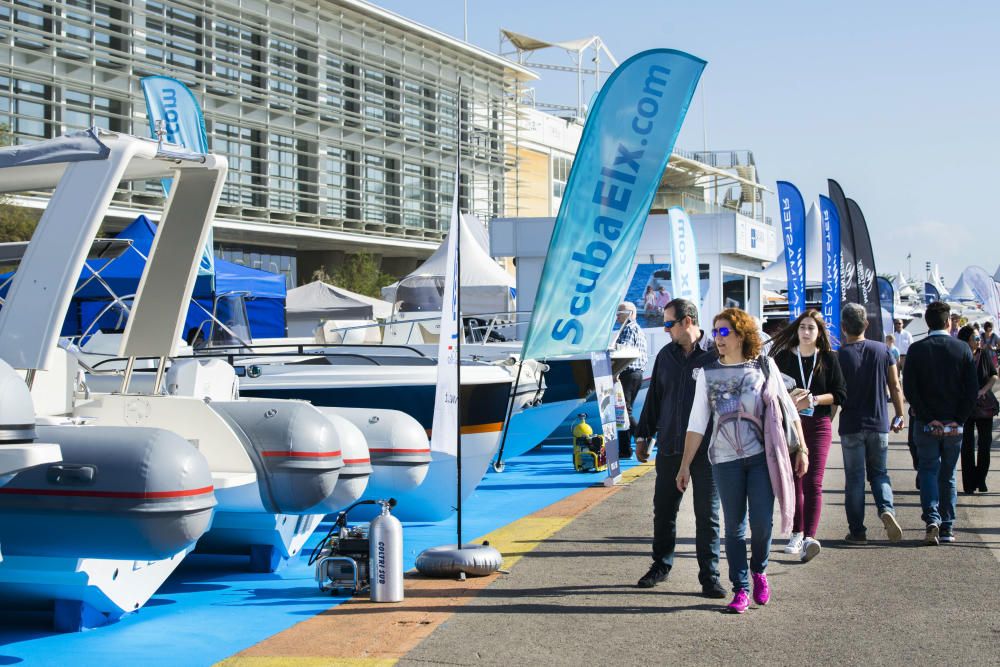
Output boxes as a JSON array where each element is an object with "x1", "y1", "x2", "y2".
[
  {"x1": 140, "y1": 75, "x2": 215, "y2": 278},
  {"x1": 521, "y1": 49, "x2": 705, "y2": 359}
]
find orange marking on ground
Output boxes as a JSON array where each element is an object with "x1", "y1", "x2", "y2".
[{"x1": 222, "y1": 461, "x2": 656, "y2": 664}]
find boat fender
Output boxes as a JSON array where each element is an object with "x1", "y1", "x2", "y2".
[
  {"x1": 209, "y1": 400, "x2": 343, "y2": 514},
  {"x1": 415, "y1": 542, "x2": 503, "y2": 578}
]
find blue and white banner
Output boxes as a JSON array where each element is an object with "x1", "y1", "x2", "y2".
[
  {"x1": 430, "y1": 174, "x2": 461, "y2": 457},
  {"x1": 776, "y1": 181, "x2": 806, "y2": 319},
  {"x1": 877, "y1": 276, "x2": 894, "y2": 321},
  {"x1": 667, "y1": 207, "x2": 701, "y2": 309},
  {"x1": 924, "y1": 282, "x2": 940, "y2": 304},
  {"x1": 818, "y1": 194, "x2": 842, "y2": 347},
  {"x1": 140, "y1": 75, "x2": 214, "y2": 277},
  {"x1": 521, "y1": 49, "x2": 706, "y2": 360}
]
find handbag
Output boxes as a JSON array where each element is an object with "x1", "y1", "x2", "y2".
[{"x1": 974, "y1": 391, "x2": 999, "y2": 419}]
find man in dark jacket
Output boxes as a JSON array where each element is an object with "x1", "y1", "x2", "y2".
[
  {"x1": 634, "y1": 298, "x2": 723, "y2": 598},
  {"x1": 903, "y1": 301, "x2": 979, "y2": 545}
]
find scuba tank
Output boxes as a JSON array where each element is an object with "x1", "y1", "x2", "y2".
[
  {"x1": 311, "y1": 497, "x2": 403, "y2": 602},
  {"x1": 572, "y1": 414, "x2": 594, "y2": 439},
  {"x1": 369, "y1": 499, "x2": 404, "y2": 602}
]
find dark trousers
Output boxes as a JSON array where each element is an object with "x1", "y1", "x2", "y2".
[
  {"x1": 962, "y1": 417, "x2": 993, "y2": 492},
  {"x1": 617, "y1": 369, "x2": 643, "y2": 456},
  {"x1": 652, "y1": 451, "x2": 721, "y2": 586}
]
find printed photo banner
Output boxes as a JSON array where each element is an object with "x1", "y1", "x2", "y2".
[{"x1": 521, "y1": 49, "x2": 706, "y2": 360}]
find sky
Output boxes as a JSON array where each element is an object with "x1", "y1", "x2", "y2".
[{"x1": 373, "y1": 0, "x2": 1000, "y2": 285}]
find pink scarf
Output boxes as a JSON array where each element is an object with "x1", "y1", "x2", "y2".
[{"x1": 760, "y1": 360, "x2": 796, "y2": 536}]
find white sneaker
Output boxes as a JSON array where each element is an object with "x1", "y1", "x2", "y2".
[
  {"x1": 784, "y1": 532, "x2": 804, "y2": 554},
  {"x1": 800, "y1": 537, "x2": 822, "y2": 562}
]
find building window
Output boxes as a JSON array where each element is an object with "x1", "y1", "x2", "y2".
[
  {"x1": 214, "y1": 122, "x2": 257, "y2": 208},
  {"x1": 211, "y1": 20, "x2": 261, "y2": 92},
  {"x1": 0, "y1": 78, "x2": 52, "y2": 139},
  {"x1": 13, "y1": 0, "x2": 52, "y2": 49},
  {"x1": 552, "y1": 155, "x2": 571, "y2": 200},
  {"x1": 363, "y1": 153, "x2": 387, "y2": 224},
  {"x1": 145, "y1": 1, "x2": 203, "y2": 73},
  {"x1": 321, "y1": 146, "x2": 351, "y2": 218},
  {"x1": 401, "y1": 162, "x2": 423, "y2": 228},
  {"x1": 268, "y1": 132, "x2": 296, "y2": 212},
  {"x1": 63, "y1": 88, "x2": 122, "y2": 132}
]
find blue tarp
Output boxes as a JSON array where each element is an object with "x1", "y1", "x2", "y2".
[{"x1": 1, "y1": 215, "x2": 287, "y2": 339}]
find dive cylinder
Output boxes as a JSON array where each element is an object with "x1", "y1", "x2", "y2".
[{"x1": 368, "y1": 499, "x2": 403, "y2": 602}]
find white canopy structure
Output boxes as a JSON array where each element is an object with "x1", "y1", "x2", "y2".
[
  {"x1": 762, "y1": 201, "x2": 824, "y2": 286},
  {"x1": 931, "y1": 264, "x2": 949, "y2": 296},
  {"x1": 948, "y1": 273, "x2": 977, "y2": 302},
  {"x1": 286, "y1": 280, "x2": 393, "y2": 336},
  {"x1": 381, "y1": 214, "x2": 515, "y2": 316},
  {"x1": 892, "y1": 271, "x2": 916, "y2": 298}
]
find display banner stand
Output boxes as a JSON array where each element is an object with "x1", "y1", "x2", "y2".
[{"x1": 590, "y1": 350, "x2": 621, "y2": 486}]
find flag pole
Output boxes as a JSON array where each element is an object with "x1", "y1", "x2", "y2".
[{"x1": 455, "y1": 79, "x2": 463, "y2": 556}]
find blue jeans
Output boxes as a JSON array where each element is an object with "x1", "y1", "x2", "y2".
[
  {"x1": 840, "y1": 431, "x2": 894, "y2": 536},
  {"x1": 912, "y1": 419, "x2": 963, "y2": 531},
  {"x1": 712, "y1": 452, "x2": 773, "y2": 593}
]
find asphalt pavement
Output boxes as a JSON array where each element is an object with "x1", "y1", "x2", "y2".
[{"x1": 401, "y1": 425, "x2": 1000, "y2": 666}]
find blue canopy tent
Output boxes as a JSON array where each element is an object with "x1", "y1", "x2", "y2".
[{"x1": 2, "y1": 215, "x2": 286, "y2": 339}]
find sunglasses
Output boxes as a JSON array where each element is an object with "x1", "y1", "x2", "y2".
[
  {"x1": 712, "y1": 327, "x2": 731, "y2": 338},
  {"x1": 663, "y1": 320, "x2": 676, "y2": 330},
  {"x1": 973, "y1": 336, "x2": 982, "y2": 341}
]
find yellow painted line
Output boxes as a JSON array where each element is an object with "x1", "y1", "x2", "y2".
[
  {"x1": 216, "y1": 658, "x2": 397, "y2": 667},
  {"x1": 475, "y1": 516, "x2": 574, "y2": 569}
]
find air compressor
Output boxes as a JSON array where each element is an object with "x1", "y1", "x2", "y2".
[
  {"x1": 572, "y1": 414, "x2": 607, "y2": 473},
  {"x1": 311, "y1": 498, "x2": 404, "y2": 602}
]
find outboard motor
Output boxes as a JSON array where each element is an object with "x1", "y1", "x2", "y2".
[{"x1": 312, "y1": 498, "x2": 403, "y2": 602}]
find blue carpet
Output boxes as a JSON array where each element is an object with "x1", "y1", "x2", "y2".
[{"x1": 0, "y1": 442, "x2": 640, "y2": 667}]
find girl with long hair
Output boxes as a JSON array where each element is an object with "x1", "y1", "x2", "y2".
[
  {"x1": 677, "y1": 308, "x2": 808, "y2": 613},
  {"x1": 769, "y1": 310, "x2": 846, "y2": 561}
]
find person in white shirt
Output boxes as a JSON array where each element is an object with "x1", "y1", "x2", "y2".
[{"x1": 894, "y1": 319, "x2": 913, "y2": 376}]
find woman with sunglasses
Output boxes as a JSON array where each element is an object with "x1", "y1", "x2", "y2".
[
  {"x1": 677, "y1": 308, "x2": 808, "y2": 614},
  {"x1": 769, "y1": 310, "x2": 847, "y2": 562},
  {"x1": 957, "y1": 325, "x2": 997, "y2": 495}
]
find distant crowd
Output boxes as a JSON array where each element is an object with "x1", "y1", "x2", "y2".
[{"x1": 612, "y1": 298, "x2": 991, "y2": 614}]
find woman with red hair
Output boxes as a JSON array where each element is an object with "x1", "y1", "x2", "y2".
[{"x1": 677, "y1": 308, "x2": 808, "y2": 613}]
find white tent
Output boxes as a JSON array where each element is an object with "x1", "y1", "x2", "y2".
[
  {"x1": 892, "y1": 271, "x2": 916, "y2": 298},
  {"x1": 931, "y1": 264, "x2": 949, "y2": 296},
  {"x1": 762, "y1": 201, "x2": 824, "y2": 286},
  {"x1": 948, "y1": 273, "x2": 977, "y2": 301},
  {"x1": 286, "y1": 280, "x2": 393, "y2": 336},
  {"x1": 381, "y1": 213, "x2": 515, "y2": 316}
]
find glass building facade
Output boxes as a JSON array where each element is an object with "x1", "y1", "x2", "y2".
[{"x1": 0, "y1": 0, "x2": 528, "y2": 260}]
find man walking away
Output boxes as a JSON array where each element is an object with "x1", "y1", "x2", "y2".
[
  {"x1": 614, "y1": 302, "x2": 648, "y2": 459},
  {"x1": 903, "y1": 301, "x2": 978, "y2": 545},
  {"x1": 634, "y1": 298, "x2": 724, "y2": 598},
  {"x1": 894, "y1": 319, "x2": 913, "y2": 378},
  {"x1": 837, "y1": 303, "x2": 905, "y2": 545}
]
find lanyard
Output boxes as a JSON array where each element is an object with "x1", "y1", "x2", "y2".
[{"x1": 796, "y1": 348, "x2": 816, "y2": 391}]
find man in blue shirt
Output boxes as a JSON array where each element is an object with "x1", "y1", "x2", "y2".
[{"x1": 837, "y1": 303, "x2": 905, "y2": 545}]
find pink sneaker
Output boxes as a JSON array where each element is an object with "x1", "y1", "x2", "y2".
[
  {"x1": 752, "y1": 572, "x2": 770, "y2": 605},
  {"x1": 726, "y1": 589, "x2": 750, "y2": 614}
]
